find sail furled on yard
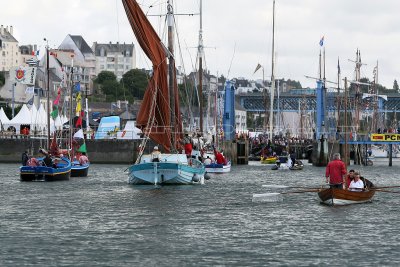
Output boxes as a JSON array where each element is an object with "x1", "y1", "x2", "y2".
[{"x1": 122, "y1": 0, "x2": 182, "y2": 152}]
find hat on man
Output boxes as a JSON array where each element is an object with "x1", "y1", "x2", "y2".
[{"x1": 154, "y1": 146, "x2": 159, "y2": 150}]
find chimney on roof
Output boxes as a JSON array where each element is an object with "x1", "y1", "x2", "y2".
[
  {"x1": 10, "y1": 26, "x2": 13, "y2": 35},
  {"x1": 0, "y1": 25, "x2": 3, "y2": 35},
  {"x1": 109, "y1": 41, "x2": 112, "y2": 44}
]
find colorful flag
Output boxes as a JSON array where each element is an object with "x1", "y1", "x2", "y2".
[
  {"x1": 74, "y1": 82, "x2": 81, "y2": 92},
  {"x1": 75, "y1": 93, "x2": 82, "y2": 114},
  {"x1": 253, "y1": 63, "x2": 262, "y2": 74},
  {"x1": 31, "y1": 50, "x2": 39, "y2": 56},
  {"x1": 75, "y1": 116, "x2": 82, "y2": 127},
  {"x1": 77, "y1": 143, "x2": 87, "y2": 153},
  {"x1": 50, "y1": 108, "x2": 58, "y2": 119},
  {"x1": 319, "y1": 36, "x2": 324, "y2": 47}
]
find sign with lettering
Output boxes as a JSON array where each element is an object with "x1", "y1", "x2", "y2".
[
  {"x1": 11, "y1": 66, "x2": 37, "y2": 85},
  {"x1": 371, "y1": 134, "x2": 400, "y2": 141}
]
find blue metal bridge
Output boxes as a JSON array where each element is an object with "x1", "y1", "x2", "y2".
[{"x1": 238, "y1": 92, "x2": 400, "y2": 113}]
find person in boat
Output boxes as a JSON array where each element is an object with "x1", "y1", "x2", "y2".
[
  {"x1": 214, "y1": 149, "x2": 225, "y2": 165},
  {"x1": 184, "y1": 135, "x2": 193, "y2": 158},
  {"x1": 345, "y1": 169, "x2": 355, "y2": 189},
  {"x1": 22, "y1": 151, "x2": 29, "y2": 166},
  {"x1": 43, "y1": 154, "x2": 53, "y2": 167},
  {"x1": 325, "y1": 153, "x2": 347, "y2": 189},
  {"x1": 79, "y1": 152, "x2": 89, "y2": 165},
  {"x1": 290, "y1": 151, "x2": 296, "y2": 167},
  {"x1": 348, "y1": 172, "x2": 364, "y2": 191},
  {"x1": 27, "y1": 156, "x2": 40, "y2": 167},
  {"x1": 151, "y1": 146, "x2": 161, "y2": 162},
  {"x1": 204, "y1": 156, "x2": 212, "y2": 165}
]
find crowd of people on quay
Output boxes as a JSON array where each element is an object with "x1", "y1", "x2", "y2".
[{"x1": 249, "y1": 134, "x2": 314, "y2": 160}]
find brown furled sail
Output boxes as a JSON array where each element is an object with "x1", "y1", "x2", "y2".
[{"x1": 122, "y1": 0, "x2": 182, "y2": 152}]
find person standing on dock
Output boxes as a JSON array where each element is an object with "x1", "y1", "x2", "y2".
[{"x1": 325, "y1": 153, "x2": 347, "y2": 189}]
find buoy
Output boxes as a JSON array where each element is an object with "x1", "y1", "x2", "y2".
[
  {"x1": 192, "y1": 174, "x2": 200, "y2": 182},
  {"x1": 204, "y1": 173, "x2": 211, "y2": 180}
]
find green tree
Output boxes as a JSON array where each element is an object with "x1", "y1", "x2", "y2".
[
  {"x1": 394, "y1": 79, "x2": 399, "y2": 92},
  {"x1": 94, "y1": 71, "x2": 117, "y2": 84},
  {"x1": 101, "y1": 80, "x2": 123, "y2": 98},
  {"x1": 121, "y1": 69, "x2": 149, "y2": 99},
  {"x1": 0, "y1": 72, "x2": 5, "y2": 87}
]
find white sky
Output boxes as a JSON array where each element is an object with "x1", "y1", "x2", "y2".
[{"x1": 2, "y1": 0, "x2": 400, "y2": 89}]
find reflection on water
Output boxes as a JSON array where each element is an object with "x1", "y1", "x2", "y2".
[{"x1": 1, "y1": 162, "x2": 400, "y2": 266}]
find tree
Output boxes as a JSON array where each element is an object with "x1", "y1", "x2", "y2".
[
  {"x1": 0, "y1": 72, "x2": 5, "y2": 87},
  {"x1": 121, "y1": 69, "x2": 149, "y2": 99},
  {"x1": 101, "y1": 80, "x2": 123, "y2": 98},
  {"x1": 94, "y1": 71, "x2": 117, "y2": 84},
  {"x1": 394, "y1": 79, "x2": 399, "y2": 92}
]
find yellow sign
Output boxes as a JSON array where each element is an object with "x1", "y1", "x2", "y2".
[{"x1": 371, "y1": 134, "x2": 400, "y2": 141}]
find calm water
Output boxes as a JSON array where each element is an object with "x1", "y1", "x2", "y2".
[{"x1": 1, "y1": 160, "x2": 400, "y2": 266}]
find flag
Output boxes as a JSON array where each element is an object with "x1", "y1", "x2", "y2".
[
  {"x1": 31, "y1": 50, "x2": 39, "y2": 56},
  {"x1": 75, "y1": 116, "x2": 82, "y2": 127},
  {"x1": 74, "y1": 82, "x2": 81, "y2": 92},
  {"x1": 73, "y1": 129, "x2": 84, "y2": 139},
  {"x1": 53, "y1": 88, "x2": 61, "y2": 105},
  {"x1": 75, "y1": 93, "x2": 82, "y2": 114},
  {"x1": 253, "y1": 63, "x2": 262, "y2": 74},
  {"x1": 319, "y1": 36, "x2": 324, "y2": 47},
  {"x1": 25, "y1": 86, "x2": 34, "y2": 94},
  {"x1": 50, "y1": 108, "x2": 58, "y2": 119},
  {"x1": 50, "y1": 51, "x2": 57, "y2": 57},
  {"x1": 77, "y1": 143, "x2": 87, "y2": 153},
  {"x1": 27, "y1": 96, "x2": 34, "y2": 105},
  {"x1": 12, "y1": 66, "x2": 37, "y2": 85}
]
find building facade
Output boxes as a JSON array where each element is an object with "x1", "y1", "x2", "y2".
[{"x1": 92, "y1": 42, "x2": 136, "y2": 80}]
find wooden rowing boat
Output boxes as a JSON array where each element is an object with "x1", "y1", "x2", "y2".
[{"x1": 318, "y1": 188, "x2": 375, "y2": 206}]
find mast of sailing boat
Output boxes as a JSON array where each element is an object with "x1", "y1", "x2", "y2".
[
  {"x1": 45, "y1": 40, "x2": 50, "y2": 149},
  {"x1": 69, "y1": 56, "x2": 74, "y2": 157},
  {"x1": 198, "y1": 0, "x2": 204, "y2": 134},
  {"x1": 268, "y1": 0, "x2": 276, "y2": 140},
  {"x1": 167, "y1": 1, "x2": 176, "y2": 150}
]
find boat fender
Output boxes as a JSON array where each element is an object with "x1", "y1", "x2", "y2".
[
  {"x1": 192, "y1": 174, "x2": 200, "y2": 182},
  {"x1": 204, "y1": 173, "x2": 211, "y2": 180}
]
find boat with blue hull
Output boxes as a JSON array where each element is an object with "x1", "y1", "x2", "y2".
[
  {"x1": 20, "y1": 157, "x2": 71, "y2": 182},
  {"x1": 128, "y1": 154, "x2": 205, "y2": 185},
  {"x1": 205, "y1": 161, "x2": 231, "y2": 173},
  {"x1": 71, "y1": 161, "x2": 89, "y2": 177}
]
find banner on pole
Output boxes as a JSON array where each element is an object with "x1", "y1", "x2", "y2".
[{"x1": 12, "y1": 66, "x2": 37, "y2": 85}]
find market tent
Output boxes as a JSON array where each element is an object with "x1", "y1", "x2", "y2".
[
  {"x1": 3, "y1": 104, "x2": 31, "y2": 133},
  {"x1": 0, "y1": 107, "x2": 10, "y2": 128}
]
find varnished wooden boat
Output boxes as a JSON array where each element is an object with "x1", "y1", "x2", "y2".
[{"x1": 318, "y1": 188, "x2": 375, "y2": 206}]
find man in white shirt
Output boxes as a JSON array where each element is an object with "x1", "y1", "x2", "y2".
[{"x1": 348, "y1": 172, "x2": 364, "y2": 191}]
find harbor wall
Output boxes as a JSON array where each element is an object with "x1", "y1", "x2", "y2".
[{"x1": 0, "y1": 137, "x2": 145, "y2": 164}]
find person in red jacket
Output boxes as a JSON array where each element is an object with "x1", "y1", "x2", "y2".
[{"x1": 325, "y1": 153, "x2": 347, "y2": 189}]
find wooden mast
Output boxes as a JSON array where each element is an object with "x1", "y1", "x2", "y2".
[
  {"x1": 167, "y1": 1, "x2": 176, "y2": 150},
  {"x1": 45, "y1": 42, "x2": 50, "y2": 149},
  {"x1": 344, "y1": 77, "x2": 348, "y2": 164}
]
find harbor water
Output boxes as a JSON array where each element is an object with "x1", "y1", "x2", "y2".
[{"x1": 1, "y1": 160, "x2": 400, "y2": 266}]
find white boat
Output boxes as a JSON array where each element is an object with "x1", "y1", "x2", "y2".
[
  {"x1": 205, "y1": 161, "x2": 231, "y2": 173},
  {"x1": 123, "y1": 0, "x2": 207, "y2": 185}
]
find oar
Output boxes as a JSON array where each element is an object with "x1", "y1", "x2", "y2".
[
  {"x1": 262, "y1": 184, "x2": 325, "y2": 190},
  {"x1": 252, "y1": 189, "x2": 321, "y2": 202},
  {"x1": 372, "y1": 185, "x2": 400, "y2": 189},
  {"x1": 372, "y1": 188, "x2": 400, "y2": 194}
]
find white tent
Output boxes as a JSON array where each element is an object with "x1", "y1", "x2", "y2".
[
  {"x1": 117, "y1": 121, "x2": 142, "y2": 140},
  {"x1": 0, "y1": 107, "x2": 10, "y2": 130},
  {"x1": 3, "y1": 104, "x2": 31, "y2": 133}
]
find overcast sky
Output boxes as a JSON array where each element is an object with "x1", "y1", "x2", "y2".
[{"x1": 2, "y1": 0, "x2": 400, "y2": 89}]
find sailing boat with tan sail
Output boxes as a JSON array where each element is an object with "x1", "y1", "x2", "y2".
[{"x1": 123, "y1": 0, "x2": 207, "y2": 185}]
